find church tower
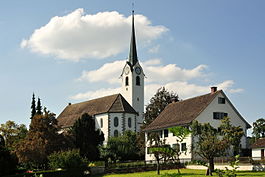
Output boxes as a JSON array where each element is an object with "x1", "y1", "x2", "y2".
[{"x1": 121, "y1": 11, "x2": 144, "y2": 131}]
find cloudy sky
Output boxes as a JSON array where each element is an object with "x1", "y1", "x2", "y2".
[{"x1": 0, "y1": 0, "x2": 264, "y2": 132}]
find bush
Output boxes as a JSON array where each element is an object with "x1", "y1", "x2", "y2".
[
  {"x1": 0, "y1": 146, "x2": 18, "y2": 176},
  {"x1": 48, "y1": 149, "x2": 86, "y2": 169}
]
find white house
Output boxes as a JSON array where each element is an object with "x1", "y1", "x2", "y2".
[
  {"x1": 252, "y1": 138, "x2": 265, "y2": 160},
  {"x1": 144, "y1": 87, "x2": 251, "y2": 162},
  {"x1": 57, "y1": 11, "x2": 145, "y2": 142}
]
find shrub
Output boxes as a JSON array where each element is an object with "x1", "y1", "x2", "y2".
[
  {"x1": 48, "y1": 149, "x2": 86, "y2": 169},
  {"x1": 0, "y1": 146, "x2": 18, "y2": 176}
]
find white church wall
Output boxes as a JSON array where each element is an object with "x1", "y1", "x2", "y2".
[
  {"x1": 196, "y1": 92, "x2": 248, "y2": 149},
  {"x1": 95, "y1": 113, "x2": 109, "y2": 143},
  {"x1": 109, "y1": 113, "x2": 123, "y2": 137}
]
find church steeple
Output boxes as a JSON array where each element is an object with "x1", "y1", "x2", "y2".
[{"x1": 128, "y1": 10, "x2": 138, "y2": 66}]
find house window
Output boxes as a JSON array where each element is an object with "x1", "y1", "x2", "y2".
[
  {"x1": 100, "y1": 118, "x2": 103, "y2": 128},
  {"x1": 213, "y1": 112, "x2": 228, "y2": 120},
  {"x1": 114, "y1": 117, "x2": 119, "y2": 127},
  {"x1": 125, "y1": 77, "x2": 129, "y2": 86},
  {"x1": 128, "y1": 117, "x2": 132, "y2": 128},
  {"x1": 164, "y1": 129, "x2": 168, "y2": 137},
  {"x1": 181, "y1": 143, "x2": 187, "y2": 151},
  {"x1": 136, "y1": 76, "x2": 140, "y2": 86},
  {"x1": 114, "y1": 130, "x2": 119, "y2": 137},
  {"x1": 218, "y1": 97, "x2": 226, "y2": 104},
  {"x1": 160, "y1": 130, "x2": 163, "y2": 138}
]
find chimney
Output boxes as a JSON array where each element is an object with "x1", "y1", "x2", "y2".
[
  {"x1": 211, "y1": 87, "x2": 217, "y2": 94},
  {"x1": 68, "y1": 103, "x2": 71, "y2": 106}
]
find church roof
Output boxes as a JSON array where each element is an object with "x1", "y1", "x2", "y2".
[
  {"x1": 144, "y1": 90, "x2": 251, "y2": 132},
  {"x1": 252, "y1": 138, "x2": 265, "y2": 148},
  {"x1": 57, "y1": 94, "x2": 137, "y2": 128}
]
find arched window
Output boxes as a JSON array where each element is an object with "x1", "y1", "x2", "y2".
[
  {"x1": 114, "y1": 117, "x2": 119, "y2": 127},
  {"x1": 114, "y1": 130, "x2": 119, "y2": 137},
  {"x1": 100, "y1": 118, "x2": 103, "y2": 128},
  {"x1": 128, "y1": 117, "x2": 132, "y2": 128},
  {"x1": 125, "y1": 77, "x2": 129, "y2": 86},
  {"x1": 136, "y1": 76, "x2": 140, "y2": 86}
]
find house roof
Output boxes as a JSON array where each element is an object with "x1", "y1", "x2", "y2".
[
  {"x1": 144, "y1": 90, "x2": 251, "y2": 132},
  {"x1": 252, "y1": 138, "x2": 265, "y2": 149},
  {"x1": 57, "y1": 94, "x2": 137, "y2": 128}
]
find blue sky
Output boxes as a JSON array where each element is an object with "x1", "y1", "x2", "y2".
[{"x1": 0, "y1": 0, "x2": 264, "y2": 134}]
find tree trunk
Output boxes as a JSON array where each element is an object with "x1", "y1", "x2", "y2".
[
  {"x1": 156, "y1": 156, "x2": 160, "y2": 175},
  {"x1": 206, "y1": 158, "x2": 214, "y2": 176}
]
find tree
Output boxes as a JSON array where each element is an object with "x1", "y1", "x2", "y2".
[
  {"x1": 31, "y1": 93, "x2": 36, "y2": 119},
  {"x1": 36, "y1": 97, "x2": 42, "y2": 115},
  {"x1": 252, "y1": 118, "x2": 265, "y2": 139},
  {"x1": 0, "y1": 120, "x2": 28, "y2": 150},
  {"x1": 144, "y1": 87, "x2": 179, "y2": 125},
  {"x1": 15, "y1": 109, "x2": 68, "y2": 168},
  {"x1": 0, "y1": 134, "x2": 18, "y2": 176},
  {"x1": 169, "y1": 126, "x2": 191, "y2": 173},
  {"x1": 101, "y1": 130, "x2": 140, "y2": 163},
  {"x1": 220, "y1": 117, "x2": 244, "y2": 155},
  {"x1": 191, "y1": 121, "x2": 229, "y2": 176},
  {"x1": 71, "y1": 113, "x2": 104, "y2": 161}
]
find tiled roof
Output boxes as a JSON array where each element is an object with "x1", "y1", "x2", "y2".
[
  {"x1": 252, "y1": 138, "x2": 265, "y2": 148},
  {"x1": 144, "y1": 91, "x2": 221, "y2": 131},
  {"x1": 57, "y1": 94, "x2": 137, "y2": 128}
]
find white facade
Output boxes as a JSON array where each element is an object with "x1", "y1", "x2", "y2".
[
  {"x1": 145, "y1": 90, "x2": 250, "y2": 161},
  {"x1": 121, "y1": 62, "x2": 144, "y2": 132},
  {"x1": 252, "y1": 148, "x2": 265, "y2": 160},
  {"x1": 95, "y1": 112, "x2": 137, "y2": 143}
]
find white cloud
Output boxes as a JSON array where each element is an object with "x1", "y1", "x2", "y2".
[
  {"x1": 71, "y1": 59, "x2": 243, "y2": 102},
  {"x1": 21, "y1": 9, "x2": 168, "y2": 61},
  {"x1": 148, "y1": 45, "x2": 160, "y2": 53}
]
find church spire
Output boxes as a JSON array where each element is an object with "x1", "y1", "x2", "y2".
[{"x1": 128, "y1": 10, "x2": 138, "y2": 66}]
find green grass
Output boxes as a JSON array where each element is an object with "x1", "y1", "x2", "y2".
[{"x1": 93, "y1": 169, "x2": 265, "y2": 177}]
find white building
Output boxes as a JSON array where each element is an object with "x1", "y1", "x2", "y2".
[
  {"x1": 57, "y1": 11, "x2": 145, "y2": 142},
  {"x1": 252, "y1": 138, "x2": 265, "y2": 160},
  {"x1": 144, "y1": 87, "x2": 251, "y2": 161}
]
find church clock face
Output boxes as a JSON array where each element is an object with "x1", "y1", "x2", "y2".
[
  {"x1": 125, "y1": 66, "x2": 130, "y2": 75},
  {"x1": 135, "y1": 67, "x2": 141, "y2": 75}
]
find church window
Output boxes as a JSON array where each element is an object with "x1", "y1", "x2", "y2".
[
  {"x1": 136, "y1": 76, "x2": 140, "y2": 86},
  {"x1": 128, "y1": 117, "x2": 132, "y2": 128},
  {"x1": 114, "y1": 117, "x2": 119, "y2": 127},
  {"x1": 114, "y1": 130, "x2": 119, "y2": 137},
  {"x1": 100, "y1": 118, "x2": 103, "y2": 128},
  {"x1": 125, "y1": 77, "x2": 129, "y2": 86}
]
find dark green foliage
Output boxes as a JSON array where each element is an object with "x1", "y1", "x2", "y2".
[
  {"x1": 36, "y1": 98, "x2": 42, "y2": 115},
  {"x1": 48, "y1": 149, "x2": 86, "y2": 169},
  {"x1": 0, "y1": 140, "x2": 18, "y2": 176},
  {"x1": 252, "y1": 118, "x2": 265, "y2": 139},
  {"x1": 31, "y1": 93, "x2": 36, "y2": 119},
  {"x1": 101, "y1": 131, "x2": 140, "y2": 163},
  {"x1": 0, "y1": 134, "x2": 5, "y2": 146},
  {"x1": 72, "y1": 113, "x2": 104, "y2": 161}
]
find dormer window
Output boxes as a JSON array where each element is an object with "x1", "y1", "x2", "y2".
[{"x1": 218, "y1": 97, "x2": 225, "y2": 104}]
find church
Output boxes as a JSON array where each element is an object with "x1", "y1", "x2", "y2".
[{"x1": 57, "y1": 11, "x2": 145, "y2": 142}]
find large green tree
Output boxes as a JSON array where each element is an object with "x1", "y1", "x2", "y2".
[
  {"x1": 191, "y1": 121, "x2": 229, "y2": 176},
  {"x1": 252, "y1": 118, "x2": 265, "y2": 139},
  {"x1": 0, "y1": 120, "x2": 28, "y2": 150},
  {"x1": 15, "y1": 110, "x2": 69, "y2": 168},
  {"x1": 72, "y1": 113, "x2": 104, "y2": 161}
]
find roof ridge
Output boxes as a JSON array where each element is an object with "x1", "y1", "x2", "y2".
[{"x1": 119, "y1": 94, "x2": 126, "y2": 112}]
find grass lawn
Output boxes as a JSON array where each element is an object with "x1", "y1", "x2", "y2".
[{"x1": 93, "y1": 169, "x2": 265, "y2": 177}]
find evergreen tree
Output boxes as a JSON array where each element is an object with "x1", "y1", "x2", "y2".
[
  {"x1": 31, "y1": 93, "x2": 36, "y2": 119},
  {"x1": 36, "y1": 97, "x2": 42, "y2": 115},
  {"x1": 72, "y1": 113, "x2": 104, "y2": 161}
]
